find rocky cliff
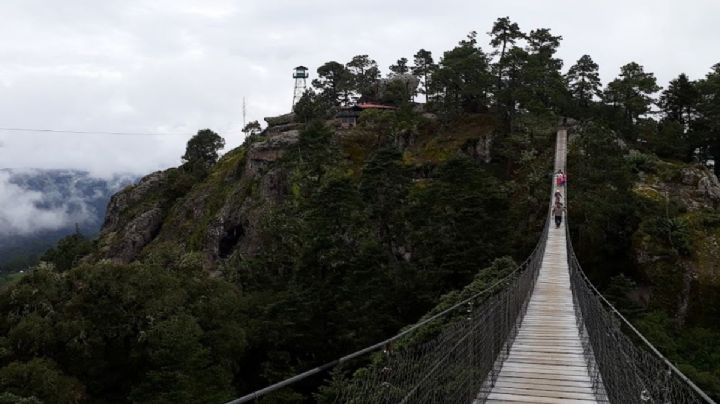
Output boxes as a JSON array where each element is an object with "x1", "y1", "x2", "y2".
[
  {"x1": 630, "y1": 157, "x2": 720, "y2": 326},
  {"x1": 91, "y1": 111, "x2": 508, "y2": 272}
]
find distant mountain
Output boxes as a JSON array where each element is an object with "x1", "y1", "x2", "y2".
[{"x1": 0, "y1": 169, "x2": 135, "y2": 272}]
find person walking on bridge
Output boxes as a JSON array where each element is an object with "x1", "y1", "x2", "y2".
[
  {"x1": 556, "y1": 169, "x2": 566, "y2": 187},
  {"x1": 552, "y1": 202, "x2": 565, "y2": 228}
]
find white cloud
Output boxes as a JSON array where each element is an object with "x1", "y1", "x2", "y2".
[
  {"x1": 0, "y1": 171, "x2": 77, "y2": 236},
  {"x1": 0, "y1": 169, "x2": 132, "y2": 236},
  {"x1": 0, "y1": 0, "x2": 718, "y2": 178}
]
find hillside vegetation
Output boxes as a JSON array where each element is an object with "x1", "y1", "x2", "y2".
[{"x1": 1, "y1": 17, "x2": 720, "y2": 403}]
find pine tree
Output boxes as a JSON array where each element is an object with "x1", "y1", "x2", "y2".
[
  {"x1": 411, "y1": 49, "x2": 436, "y2": 103},
  {"x1": 603, "y1": 62, "x2": 661, "y2": 123},
  {"x1": 346, "y1": 55, "x2": 380, "y2": 102},
  {"x1": 522, "y1": 28, "x2": 567, "y2": 113},
  {"x1": 433, "y1": 32, "x2": 493, "y2": 116},
  {"x1": 312, "y1": 61, "x2": 353, "y2": 106},
  {"x1": 182, "y1": 129, "x2": 225, "y2": 176},
  {"x1": 488, "y1": 17, "x2": 526, "y2": 124},
  {"x1": 659, "y1": 73, "x2": 700, "y2": 130},
  {"x1": 696, "y1": 64, "x2": 720, "y2": 174},
  {"x1": 567, "y1": 55, "x2": 602, "y2": 107},
  {"x1": 488, "y1": 17, "x2": 524, "y2": 63},
  {"x1": 389, "y1": 57, "x2": 409, "y2": 75}
]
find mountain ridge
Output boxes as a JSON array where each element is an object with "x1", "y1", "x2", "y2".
[{"x1": 0, "y1": 169, "x2": 135, "y2": 271}]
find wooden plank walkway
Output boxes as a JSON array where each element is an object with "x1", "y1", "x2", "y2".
[{"x1": 483, "y1": 129, "x2": 605, "y2": 403}]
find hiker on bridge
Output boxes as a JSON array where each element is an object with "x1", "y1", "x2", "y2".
[
  {"x1": 556, "y1": 169, "x2": 566, "y2": 187},
  {"x1": 554, "y1": 189, "x2": 563, "y2": 204},
  {"x1": 552, "y1": 202, "x2": 565, "y2": 228}
]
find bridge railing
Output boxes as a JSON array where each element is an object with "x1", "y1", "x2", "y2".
[
  {"x1": 566, "y1": 225, "x2": 715, "y2": 403},
  {"x1": 226, "y1": 217, "x2": 550, "y2": 404},
  {"x1": 327, "y1": 219, "x2": 549, "y2": 404}
]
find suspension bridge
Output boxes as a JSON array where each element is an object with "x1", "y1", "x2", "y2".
[{"x1": 228, "y1": 129, "x2": 715, "y2": 403}]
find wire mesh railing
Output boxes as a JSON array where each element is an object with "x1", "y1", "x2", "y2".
[
  {"x1": 330, "y1": 221, "x2": 549, "y2": 403},
  {"x1": 226, "y1": 218, "x2": 550, "y2": 404},
  {"x1": 565, "y1": 211, "x2": 715, "y2": 402}
]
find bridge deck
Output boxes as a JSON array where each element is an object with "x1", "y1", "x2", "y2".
[{"x1": 484, "y1": 129, "x2": 604, "y2": 403}]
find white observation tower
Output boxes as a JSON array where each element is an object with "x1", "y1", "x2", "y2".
[{"x1": 292, "y1": 66, "x2": 309, "y2": 108}]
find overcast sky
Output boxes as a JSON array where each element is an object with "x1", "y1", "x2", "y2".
[{"x1": 0, "y1": 0, "x2": 718, "y2": 178}]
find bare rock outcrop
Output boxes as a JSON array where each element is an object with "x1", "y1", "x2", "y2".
[
  {"x1": 94, "y1": 171, "x2": 171, "y2": 263},
  {"x1": 461, "y1": 134, "x2": 493, "y2": 163},
  {"x1": 698, "y1": 170, "x2": 720, "y2": 203},
  {"x1": 102, "y1": 171, "x2": 165, "y2": 231},
  {"x1": 245, "y1": 130, "x2": 300, "y2": 176},
  {"x1": 264, "y1": 113, "x2": 295, "y2": 127},
  {"x1": 109, "y1": 207, "x2": 164, "y2": 263}
]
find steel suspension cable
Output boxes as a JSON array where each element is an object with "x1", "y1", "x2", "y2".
[
  {"x1": 563, "y1": 131, "x2": 715, "y2": 403},
  {"x1": 226, "y1": 222, "x2": 550, "y2": 404}
]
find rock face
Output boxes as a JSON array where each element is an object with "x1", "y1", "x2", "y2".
[
  {"x1": 474, "y1": 133, "x2": 493, "y2": 163},
  {"x1": 698, "y1": 171, "x2": 720, "y2": 204},
  {"x1": 680, "y1": 168, "x2": 701, "y2": 186},
  {"x1": 102, "y1": 171, "x2": 165, "y2": 231},
  {"x1": 245, "y1": 130, "x2": 299, "y2": 176},
  {"x1": 91, "y1": 111, "x2": 504, "y2": 271},
  {"x1": 264, "y1": 113, "x2": 295, "y2": 127},
  {"x1": 206, "y1": 132, "x2": 298, "y2": 260},
  {"x1": 636, "y1": 165, "x2": 720, "y2": 211},
  {"x1": 461, "y1": 134, "x2": 493, "y2": 163},
  {"x1": 97, "y1": 171, "x2": 169, "y2": 263},
  {"x1": 93, "y1": 127, "x2": 301, "y2": 266},
  {"x1": 632, "y1": 162, "x2": 720, "y2": 326},
  {"x1": 110, "y1": 207, "x2": 164, "y2": 263}
]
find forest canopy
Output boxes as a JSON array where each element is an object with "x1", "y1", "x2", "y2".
[{"x1": 1, "y1": 16, "x2": 720, "y2": 403}]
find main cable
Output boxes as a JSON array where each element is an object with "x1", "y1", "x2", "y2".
[{"x1": 0, "y1": 127, "x2": 192, "y2": 137}]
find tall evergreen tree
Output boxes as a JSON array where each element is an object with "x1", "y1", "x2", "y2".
[
  {"x1": 389, "y1": 57, "x2": 409, "y2": 75},
  {"x1": 567, "y1": 55, "x2": 602, "y2": 107},
  {"x1": 312, "y1": 61, "x2": 353, "y2": 106},
  {"x1": 346, "y1": 55, "x2": 380, "y2": 102},
  {"x1": 488, "y1": 17, "x2": 524, "y2": 63},
  {"x1": 488, "y1": 17, "x2": 526, "y2": 125},
  {"x1": 412, "y1": 49, "x2": 437, "y2": 103},
  {"x1": 696, "y1": 64, "x2": 720, "y2": 174},
  {"x1": 433, "y1": 32, "x2": 493, "y2": 116},
  {"x1": 293, "y1": 89, "x2": 333, "y2": 123},
  {"x1": 603, "y1": 62, "x2": 661, "y2": 123},
  {"x1": 659, "y1": 73, "x2": 700, "y2": 130},
  {"x1": 522, "y1": 28, "x2": 567, "y2": 113}
]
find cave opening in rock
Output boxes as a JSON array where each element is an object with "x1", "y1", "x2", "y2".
[{"x1": 219, "y1": 224, "x2": 244, "y2": 258}]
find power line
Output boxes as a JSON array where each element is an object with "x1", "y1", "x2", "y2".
[{"x1": 0, "y1": 127, "x2": 192, "y2": 137}]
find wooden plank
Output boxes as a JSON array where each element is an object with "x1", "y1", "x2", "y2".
[
  {"x1": 507, "y1": 352, "x2": 587, "y2": 361},
  {"x1": 492, "y1": 386, "x2": 597, "y2": 401},
  {"x1": 486, "y1": 392, "x2": 596, "y2": 403},
  {"x1": 498, "y1": 375, "x2": 594, "y2": 389},
  {"x1": 500, "y1": 364, "x2": 590, "y2": 377},
  {"x1": 497, "y1": 370, "x2": 592, "y2": 383},
  {"x1": 495, "y1": 381, "x2": 595, "y2": 395}
]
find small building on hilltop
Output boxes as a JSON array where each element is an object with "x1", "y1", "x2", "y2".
[{"x1": 336, "y1": 103, "x2": 398, "y2": 128}]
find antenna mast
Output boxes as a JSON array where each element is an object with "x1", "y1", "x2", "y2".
[{"x1": 242, "y1": 97, "x2": 247, "y2": 128}]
